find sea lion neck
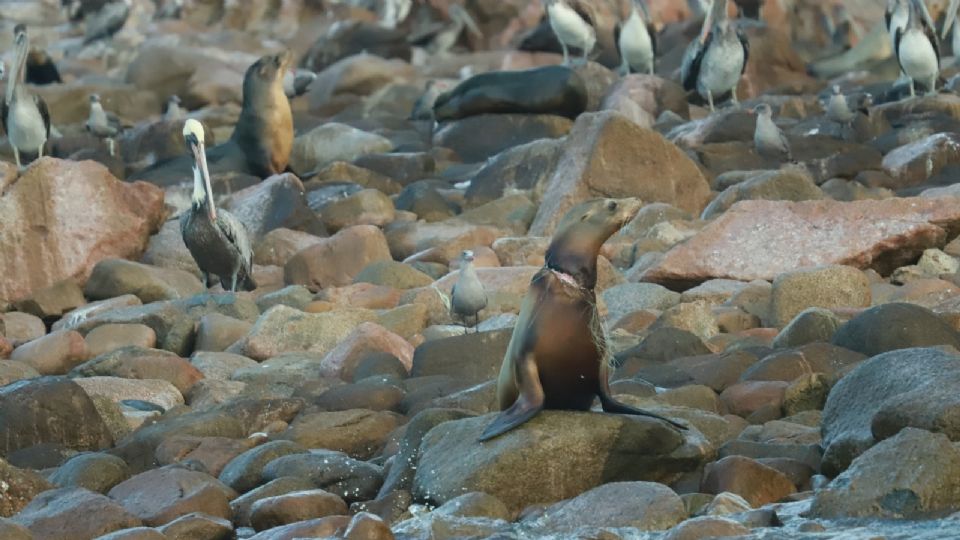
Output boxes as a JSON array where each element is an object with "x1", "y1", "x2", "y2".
[{"x1": 545, "y1": 226, "x2": 603, "y2": 291}]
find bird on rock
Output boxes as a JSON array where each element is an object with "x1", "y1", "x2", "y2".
[
  {"x1": 451, "y1": 250, "x2": 487, "y2": 333},
  {"x1": 680, "y1": 0, "x2": 749, "y2": 112},
  {"x1": 545, "y1": 0, "x2": 596, "y2": 66},
  {"x1": 615, "y1": 0, "x2": 657, "y2": 76},
  {"x1": 2, "y1": 24, "x2": 51, "y2": 170},
  {"x1": 179, "y1": 119, "x2": 257, "y2": 293},
  {"x1": 85, "y1": 94, "x2": 119, "y2": 156},
  {"x1": 752, "y1": 103, "x2": 792, "y2": 162},
  {"x1": 894, "y1": 0, "x2": 940, "y2": 97}
]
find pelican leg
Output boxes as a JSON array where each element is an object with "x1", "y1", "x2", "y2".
[
  {"x1": 561, "y1": 41, "x2": 570, "y2": 66},
  {"x1": 707, "y1": 90, "x2": 715, "y2": 113},
  {"x1": 929, "y1": 76, "x2": 937, "y2": 96},
  {"x1": 731, "y1": 87, "x2": 740, "y2": 107},
  {"x1": 230, "y1": 272, "x2": 238, "y2": 293},
  {"x1": 12, "y1": 147, "x2": 21, "y2": 170},
  {"x1": 580, "y1": 46, "x2": 589, "y2": 65},
  {"x1": 909, "y1": 80, "x2": 916, "y2": 98},
  {"x1": 619, "y1": 59, "x2": 629, "y2": 77},
  {"x1": 37, "y1": 144, "x2": 43, "y2": 159},
  {"x1": 107, "y1": 138, "x2": 115, "y2": 157}
]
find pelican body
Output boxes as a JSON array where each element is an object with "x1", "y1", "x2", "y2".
[
  {"x1": 616, "y1": 0, "x2": 657, "y2": 75},
  {"x1": 680, "y1": 0, "x2": 749, "y2": 112},
  {"x1": 2, "y1": 25, "x2": 50, "y2": 169},
  {"x1": 894, "y1": 0, "x2": 940, "y2": 97},
  {"x1": 545, "y1": 0, "x2": 596, "y2": 66},
  {"x1": 451, "y1": 250, "x2": 487, "y2": 332},
  {"x1": 752, "y1": 103, "x2": 791, "y2": 162},
  {"x1": 180, "y1": 119, "x2": 257, "y2": 293}
]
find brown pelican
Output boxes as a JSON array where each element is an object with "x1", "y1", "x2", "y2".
[
  {"x1": 85, "y1": 94, "x2": 119, "y2": 156},
  {"x1": 752, "y1": 103, "x2": 791, "y2": 162},
  {"x1": 615, "y1": 0, "x2": 657, "y2": 75},
  {"x1": 83, "y1": 0, "x2": 131, "y2": 44},
  {"x1": 451, "y1": 250, "x2": 487, "y2": 332},
  {"x1": 545, "y1": 0, "x2": 596, "y2": 66},
  {"x1": 180, "y1": 119, "x2": 257, "y2": 293},
  {"x1": 2, "y1": 25, "x2": 51, "y2": 169},
  {"x1": 895, "y1": 0, "x2": 940, "y2": 97},
  {"x1": 409, "y1": 4, "x2": 483, "y2": 56},
  {"x1": 680, "y1": 0, "x2": 749, "y2": 112}
]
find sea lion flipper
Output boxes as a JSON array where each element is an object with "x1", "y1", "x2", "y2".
[
  {"x1": 598, "y1": 393, "x2": 689, "y2": 431},
  {"x1": 479, "y1": 353, "x2": 544, "y2": 442}
]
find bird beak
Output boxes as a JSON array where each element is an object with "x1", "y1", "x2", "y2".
[
  {"x1": 457, "y1": 8, "x2": 483, "y2": 38},
  {"x1": 944, "y1": 0, "x2": 960, "y2": 39},
  {"x1": 190, "y1": 137, "x2": 216, "y2": 221}
]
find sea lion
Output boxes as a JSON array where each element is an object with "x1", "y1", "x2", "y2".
[
  {"x1": 479, "y1": 197, "x2": 687, "y2": 441},
  {"x1": 230, "y1": 49, "x2": 294, "y2": 178}
]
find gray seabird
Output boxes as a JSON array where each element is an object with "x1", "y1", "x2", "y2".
[
  {"x1": 84, "y1": 0, "x2": 131, "y2": 44},
  {"x1": 2, "y1": 25, "x2": 50, "y2": 169},
  {"x1": 180, "y1": 119, "x2": 257, "y2": 293},
  {"x1": 752, "y1": 103, "x2": 791, "y2": 162},
  {"x1": 85, "y1": 94, "x2": 119, "y2": 156},
  {"x1": 451, "y1": 250, "x2": 487, "y2": 332},
  {"x1": 545, "y1": 0, "x2": 596, "y2": 66},
  {"x1": 680, "y1": 0, "x2": 749, "y2": 112},
  {"x1": 615, "y1": 0, "x2": 657, "y2": 75},
  {"x1": 410, "y1": 4, "x2": 483, "y2": 56},
  {"x1": 894, "y1": 0, "x2": 940, "y2": 97},
  {"x1": 164, "y1": 95, "x2": 183, "y2": 121}
]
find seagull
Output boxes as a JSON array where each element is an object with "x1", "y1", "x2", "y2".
[
  {"x1": 615, "y1": 0, "x2": 657, "y2": 75},
  {"x1": 752, "y1": 103, "x2": 791, "y2": 162},
  {"x1": 2, "y1": 25, "x2": 51, "y2": 170},
  {"x1": 85, "y1": 94, "x2": 119, "y2": 156},
  {"x1": 894, "y1": 0, "x2": 940, "y2": 97},
  {"x1": 545, "y1": 0, "x2": 596, "y2": 66},
  {"x1": 451, "y1": 250, "x2": 487, "y2": 333},
  {"x1": 680, "y1": 0, "x2": 749, "y2": 112},
  {"x1": 179, "y1": 119, "x2": 257, "y2": 293}
]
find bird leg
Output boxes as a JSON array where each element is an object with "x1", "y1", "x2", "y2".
[
  {"x1": 561, "y1": 42, "x2": 570, "y2": 66},
  {"x1": 707, "y1": 90, "x2": 715, "y2": 113},
  {"x1": 37, "y1": 144, "x2": 43, "y2": 159},
  {"x1": 107, "y1": 138, "x2": 115, "y2": 157},
  {"x1": 580, "y1": 46, "x2": 589, "y2": 66},
  {"x1": 731, "y1": 87, "x2": 740, "y2": 107},
  {"x1": 928, "y1": 76, "x2": 937, "y2": 96},
  {"x1": 619, "y1": 59, "x2": 629, "y2": 77},
  {"x1": 909, "y1": 80, "x2": 916, "y2": 98},
  {"x1": 230, "y1": 272, "x2": 238, "y2": 293},
  {"x1": 12, "y1": 147, "x2": 21, "y2": 170}
]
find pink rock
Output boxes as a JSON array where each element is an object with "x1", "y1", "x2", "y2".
[
  {"x1": 10, "y1": 330, "x2": 89, "y2": 376},
  {"x1": 643, "y1": 198, "x2": 960, "y2": 289},
  {"x1": 320, "y1": 283, "x2": 403, "y2": 309},
  {"x1": 432, "y1": 266, "x2": 540, "y2": 298},
  {"x1": 720, "y1": 381, "x2": 789, "y2": 419},
  {"x1": 602, "y1": 75, "x2": 689, "y2": 129},
  {"x1": 254, "y1": 228, "x2": 325, "y2": 267},
  {"x1": 284, "y1": 225, "x2": 392, "y2": 290},
  {"x1": 320, "y1": 322, "x2": 414, "y2": 379},
  {"x1": 0, "y1": 158, "x2": 165, "y2": 303}
]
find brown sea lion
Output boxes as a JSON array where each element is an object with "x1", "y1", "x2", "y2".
[
  {"x1": 230, "y1": 49, "x2": 294, "y2": 178},
  {"x1": 479, "y1": 197, "x2": 687, "y2": 441}
]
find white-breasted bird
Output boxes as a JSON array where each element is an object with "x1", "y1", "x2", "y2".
[
  {"x1": 752, "y1": 103, "x2": 791, "y2": 162},
  {"x1": 894, "y1": 0, "x2": 940, "y2": 97},
  {"x1": 545, "y1": 0, "x2": 596, "y2": 66},
  {"x1": 680, "y1": 0, "x2": 749, "y2": 112},
  {"x1": 2, "y1": 25, "x2": 50, "y2": 170},
  {"x1": 615, "y1": 0, "x2": 657, "y2": 75},
  {"x1": 451, "y1": 250, "x2": 487, "y2": 332},
  {"x1": 164, "y1": 95, "x2": 183, "y2": 121},
  {"x1": 179, "y1": 119, "x2": 257, "y2": 293},
  {"x1": 85, "y1": 94, "x2": 119, "y2": 156}
]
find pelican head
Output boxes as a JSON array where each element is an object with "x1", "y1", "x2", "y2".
[
  {"x1": 183, "y1": 119, "x2": 215, "y2": 220},
  {"x1": 632, "y1": 0, "x2": 651, "y2": 20},
  {"x1": 944, "y1": 0, "x2": 960, "y2": 39},
  {"x1": 7, "y1": 25, "x2": 29, "y2": 106},
  {"x1": 462, "y1": 249, "x2": 475, "y2": 263}
]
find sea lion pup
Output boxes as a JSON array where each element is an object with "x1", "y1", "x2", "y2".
[
  {"x1": 479, "y1": 198, "x2": 687, "y2": 442},
  {"x1": 231, "y1": 50, "x2": 294, "y2": 177}
]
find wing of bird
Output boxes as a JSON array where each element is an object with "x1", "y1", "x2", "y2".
[
  {"x1": 217, "y1": 209, "x2": 255, "y2": 273},
  {"x1": 35, "y1": 94, "x2": 51, "y2": 138},
  {"x1": 648, "y1": 22, "x2": 658, "y2": 57},
  {"x1": 0, "y1": 100, "x2": 8, "y2": 136},
  {"x1": 923, "y1": 18, "x2": 941, "y2": 70},
  {"x1": 894, "y1": 26, "x2": 905, "y2": 71},
  {"x1": 737, "y1": 29, "x2": 750, "y2": 75},
  {"x1": 680, "y1": 32, "x2": 710, "y2": 91}
]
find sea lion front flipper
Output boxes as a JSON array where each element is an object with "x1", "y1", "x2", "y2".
[{"x1": 478, "y1": 353, "x2": 544, "y2": 442}]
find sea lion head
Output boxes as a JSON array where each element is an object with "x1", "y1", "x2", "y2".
[
  {"x1": 546, "y1": 197, "x2": 643, "y2": 290},
  {"x1": 243, "y1": 50, "x2": 294, "y2": 103}
]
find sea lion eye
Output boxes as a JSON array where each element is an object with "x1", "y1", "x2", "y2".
[{"x1": 606, "y1": 201, "x2": 618, "y2": 211}]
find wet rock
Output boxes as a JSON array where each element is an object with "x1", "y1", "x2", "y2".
[
  {"x1": 10, "y1": 330, "x2": 89, "y2": 376},
  {"x1": 0, "y1": 518, "x2": 31, "y2": 540},
  {"x1": 0, "y1": 378, "x2": 114, "y2": 457},
  {"x1": 434, "y1": 114, "x2": 573, "y2": 163},
  {"x1": 75, "y1": 377, "x2": 183, "y2": 412},
  {"x1": 821, "y1": 347, "x2": 960, "y2": 476},
  {"x1": 0, "y1": 458, "x2": 53, "y2": 518},
  {"x1": 249, "y1": 489, "x2": 347, "y2": 531},
  {"x1": 663, "y1": 516, "x2": 751, "y2": 540},
  {"x1": 49, "y1": 452, "x2": 130, "y2": 494},
  {"x1": 701, "y1": 455, "x2": 797, "y2": 507},
  {"x1": 413, "y1": 411, "x2": 708, "y2": 513},
  {"x1": 277, "y1": 409, "x2": 402, "y2": 460},
  {"x1": 11, "y1": 487, "x2": 141, "y2": 540},
  {"x1": 530, "y1": 112, "x2": 711, "y2": 235},
  {"x1": 231, "y1": 305, "x2": 376, "y2": 361},
  {"x1": 84, "y1": 324, "x2": 157, "y2": 359},
  {"x1": 107, "y1": 466, "x2": 235, "y2": 526},
  {"x1": 157, "y1": 512, "x2": 233, "y2": 540},
  {"x1": 222, "y1": 174, "x2": 323, "y2": 240},
  {"x1": 410, "y1": 330, "x2": 512, "y2": 385},
  {"x1": 72, "y1": 347, "x2": 203, "y2": 394},
  {"x1": 831, "y1": 303, "x2": 960, "y2": 356},
  {"x1": 218, "y1": 440, "x2": 306, "y2": 494},
  {"x1": 285, "y1": 225, "x2": 392, "y2": 290},
  {"x1": 261, "y1": 450, "x2": 383, "y2": 502},
  {"x1": 769, "y1": 265, "x2": 870, "y2": 327},
  {"x1": 526, "y1": 482, "x2": 685, "y2": 534},
  {"x1": 812, "y1": 428, "x2": 960, "y2": 519},
  {"x1": 230, "y1": 477, "x2": 317, "y2": 528},
  {"x1": 642, "y1": 198, "x2": 960, "y2": 289},
  {"x1": 0, "y1": 158, "x2": 164, "y2": 304},
  {"x1": 772, "y1": 308, "x2": 844, "y2": 348},
  {"x1": 289, "y1": 123, "x2": 392, "y2": 174},
  {"x1": 465, "y1": 139, "x2": 563, "y2": 206},
  {"x1": 84, "y1": 259, "x2": 203, "y2": 303},
  {"x1": 13, "y1": 279, "x2": 85, "y2": 320},
  {"x1": 245, "y1": 515, "x2": 349, "y2": 540}
]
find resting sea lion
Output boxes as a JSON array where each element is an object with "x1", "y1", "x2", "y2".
[{"x1": 479, "y1": 197, "x2": 687, "y2": 441}]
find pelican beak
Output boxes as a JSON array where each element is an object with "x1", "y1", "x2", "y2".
[
  {"x1": 461, "y1": 10, "x2": 483, "y2": 38},
  {"x1": 944, "y1": 0, "x2": 960, "y2": 39},
  {"x1": 189, "y1": 136, "x2": 216, "y2": 221}
]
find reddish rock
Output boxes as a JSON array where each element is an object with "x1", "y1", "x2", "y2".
[
  {"x1": 0, "y1": 458, "x2": 54, "y2": 518},
  {"x1": 72, "y1": 347, "x2": 204, "y2": 394},
  {"x1": 155, "y1": 436, "x2": 259, "y2": 477},
  {"x1": 643, "y1": 198, "x2": 960, "y2": 289},
  {"x1": 389, "y1": 221, "x2": 505, "y2": 263},
  {"x1": 254, "y1": 228, "x2": 325, "y2": 267},
  {"x1": 11, "y1": 487, "x2": 141, "y2": 539},
  {"x1": 0, "y1": 158, "x2": 165, "y2": 303},
  {"x1": 320, "y1": 322, "x2": 413, "y2": 379},
  {"x1": 250, "y1": 489, "x2": 348, "y2": 531},
  {"x1": 601, "y1": 75, "x2": 689, "y2": 129},
  {"x1": 530, "y1": 112, "x2": 711, "y2": 235},
  {"x1": 320, "y1": 283, "x2": 403, "y2": 309},
  {"x1": 3, "y1": 312, "x2": 47, "y2": 346},
  {"x1": 10, "y1": 330, "x2": 89, "y2": 375},
  {"x1": 701, "y1": 456, "x2": 797, "y2": 507},
  {"x1": 285, "y1": 225, "x2": 392, "y2": 290},
  {"x1": 84, "y1": 324, "x2": 157, "y2": 358},
  {"x1": 108, "y1": 466, "x2": 235, "y2": 527},
  {"x1": 720, "y1": 381, "x2": 789, "y2": 419}
]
